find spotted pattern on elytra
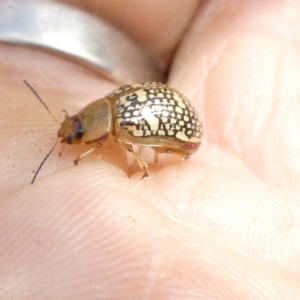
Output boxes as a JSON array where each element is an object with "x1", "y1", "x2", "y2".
[{"x1": 107, "y1": 82, "x2": 203, "y2": 143}]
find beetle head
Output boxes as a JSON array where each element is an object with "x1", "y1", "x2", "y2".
[{"x1": 57, "y1": 115, "x2": 83, "y2": 144}]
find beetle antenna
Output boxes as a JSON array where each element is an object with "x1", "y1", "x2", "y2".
[
  {"x1": 31, "y1": 140, "x2": 57, "y2": 184},
  {"x1": 23, "y1": 80, "x2": 60, "y2": 124}
]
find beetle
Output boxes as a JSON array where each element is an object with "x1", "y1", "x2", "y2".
[{"x1": 25, "y1": 81, "x2": 203, "y2": 184}]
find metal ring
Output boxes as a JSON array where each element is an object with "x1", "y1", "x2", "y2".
[{"x1": 0, "y1": 0, "x2": 164, "y2": 84}]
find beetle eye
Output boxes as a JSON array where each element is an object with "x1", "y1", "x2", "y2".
[
  {"x1": 66, "y1": 133, "x2": 73, "y2": 144},
  {"x1": 73, "y1": 118, "x2": 83, "y2": 140}
]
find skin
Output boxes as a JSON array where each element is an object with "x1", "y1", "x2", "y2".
[{"x1": 0, "y1": 0, "x2": 300, "y2": 299}]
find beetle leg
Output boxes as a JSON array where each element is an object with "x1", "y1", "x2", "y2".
[
  {"x1": 171, "y1": 151, "x2": 191, "y2": 161},
  {"x1": 123, "y1": 144, "x2": 150, "y2": 179},
  {"x1": 73, "y1": 142, "x2": 103, "y2": 165},
  {"x1": 153, "y1": 147, "x2": 190, "y2": 161},
  {"x1": 179, "y1": 152, "x2": 191, "y2": 161},
  {"x1": 61, "y1": 109, "x2": 69, "y2": 120},
  {"x1": 154, "y1": 151, "x2": 159, "y2": 163},
  {"x1": 58, "y1": 144, "x2": 65, "y2": 157}
]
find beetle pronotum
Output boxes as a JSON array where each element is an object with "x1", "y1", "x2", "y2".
[{"x1": 25, "y1": 81, "x2": 203, "y2": 184}]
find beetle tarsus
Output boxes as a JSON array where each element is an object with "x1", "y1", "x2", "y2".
[{"x1": 141, "y1": 171, "x2": 150, "y2": 179}]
